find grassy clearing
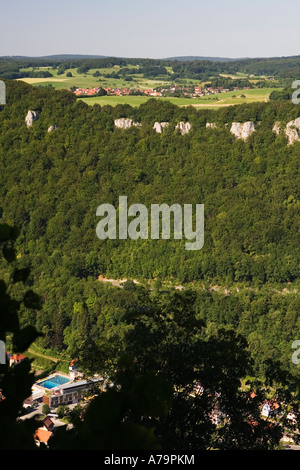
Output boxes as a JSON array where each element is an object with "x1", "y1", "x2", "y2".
[
  {"x1": 79, "y1": 88, "x2": 277, "y2": 108},
  {"x1": 80, "y1": 95, "x2": 151, "y2": 107},
  {"x1": 198, "y1": 88, "x2": 275, "y2": 105}
]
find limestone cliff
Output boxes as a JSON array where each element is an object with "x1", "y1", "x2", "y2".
[
  {"x1": 114, "y1": 118, "x2": 141, "y2": 129},
  {"x1": 175, "y1": 122, "x2": 191, "y2": 135},
  {"x1": 230, "y1": 121, "x2": 256, "y2": 140},
  {"x1": 285, "y1": 118, "x2": 300, "y2": 145},
  {"x1": 206, "y1": 122, "x2": 217, "y2": 129},
  {"x1": 272, "y1": 122, "x2": 282, "y2": 135},
  {"x1": 25, "y1": 110, "x2": 39, "y2": 127},
  {"x1": 153, "y1": 122, "x2": 169, "y2": 133}
]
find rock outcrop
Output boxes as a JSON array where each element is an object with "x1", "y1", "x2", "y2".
[
  {"x1": 175, "y1": 122, "x2": 191, "y2": 135},
  {"x1": 206, "y1": 122, "x2": 217, "y2": 129},
  {"x1": 272, "y1": 122, "x2": 282, "y2": 135},
  {"x1": 285, "y1": 118, "x2": 300, "y2": 145},
  {"x1": 111, "y1": 116, "x2": 300, "y2": 146},
  {"x1": 25, "y1": 110, "x2": 39, "y2": 127},
  {"x1": 114, "y1": 118, "x2": 141, "y2": 129},
  {"x1": 153, "y1": 122, "x2": 169, "y2": 133},
  {"x1": 230, "y1": 121, "x2": 256, "y2": 140}
]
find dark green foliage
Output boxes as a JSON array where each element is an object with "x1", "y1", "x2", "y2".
[
  {"x1": 0, "y1": 225, "x2": 172, "y2": 451},
  {"x1": 1, "y1": 81, "x2": 300, "y2": 379},
  {"x1": 50, "y1": 356, "x2": 173, "y2": 450},
  {"x1": 270, "y1": 88, "x2": 294, "y2": 101},
  {"x1": 2, "y1": 54, "x2": 300, "y2": 81},
  {"x1": 68, "y1": 287, "x2": 284, "y2": 450},
  {"x1": 0, "y1": 224, "x2": 42, "y2": 450},
  {"x1": 1, "y1": 80, "x2": 300, "y2": 449}
]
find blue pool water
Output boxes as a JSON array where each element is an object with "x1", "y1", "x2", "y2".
[{"x1": 37, "y1": 375, "x2": 70, "y2": 389}]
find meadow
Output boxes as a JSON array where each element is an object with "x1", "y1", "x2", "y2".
[
  {"x1": 18, "y1": 65, "x2": 172, "y2": 90},
  {"x1": 77, "y1": 88, "x2": 275, "y2": 108},
  {"x1": 17, "y1": 65, "x2": 279, "y2": 108}
]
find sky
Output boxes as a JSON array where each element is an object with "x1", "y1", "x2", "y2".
[{"x1": 1, "y1": 0, "x2": 300, "y2": 59}]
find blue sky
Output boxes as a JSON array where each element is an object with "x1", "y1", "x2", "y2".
[{"x1": 1, "y1": 0, "x2": 299, "y2": 58}]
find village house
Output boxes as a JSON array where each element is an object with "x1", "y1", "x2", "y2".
[
  {"x1": 9, "y1": 353, "x2": 26, "y2": 367},
  {"x1": 43, "y1": 416, "x2": 54, "y2": 432},
  {"x1": 142, "y1": 88, "x2": 155, "y2": 95},
  {"x1": 149, "y1": 90, "x2": 162, "y2": 97},
  {"x1": 262, "y1": 401, "x2": 271, "y2": 417},
  {"x1": 69, "y1": 358, "x2": 83, "y2": 379},
  {"x1": 261, "y1": 399, "x2": 281, "y2": 418},
  {"x1": 34, "y1": 427, "x2": 53, "y2": 447},
  {"x1": 72, "y1": 82, "x2": 235, "y2": 100},
  {"x1": 23, "y1": 396, "x2": 35, "y2": 409},
  {"x1": 194, "y1": 86, "x2": 202, "y2": 95},
  {"x1": 74, "y1": 87, "x2": 100, "y2": 97}
]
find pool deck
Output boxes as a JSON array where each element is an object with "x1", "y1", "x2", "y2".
[{"x1": 34, "y1": 372, "x2": 72, "y2": 391}]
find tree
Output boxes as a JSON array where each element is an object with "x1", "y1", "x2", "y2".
[
  {"x1": 42, "y1": 404, "x2": 50, "y2": 416},
  {"x1": 0, "y1": 223, "x2": 43, "y2": 450},
  {"x1": 56, "y1": 405, "x2": 67, "y2": 419},
  {"x1": 97, "y1": 87, "x2": 107, "y2": 96},
  {"x1": 49, "y1": 356, "x2": 173, "y2": 450},
  {"x1": 0, "y1": 224, "x2": 172, "y2": 450},
  {"x1": 78, "y1": 288, "x2": 283, "y2": 450}
]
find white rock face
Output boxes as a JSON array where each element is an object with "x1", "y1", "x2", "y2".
[
  {"x1": 153, "y1": 122, "x2": 169, "y2": 133},
  {"x1": 206, "y1": 122, "x2": 217, "y2": 129},
  {"x1": 230, "y1": 121, "x2": 256, "y2": 140},
  {"x1": 272, "y1": 122, "x2": 281, "y2": 135},
  {"x1": 114, "y1": 118, "x2": 141, "y2": 129},
  {"x1": 175, "y1": 121, "x2": 191, "y2": 135},
  {"x1": 25, "y1": 110, "x2": 39, "y2": 127},
  {"x1": 285, "y1": 118, "x2": 300, "y2": 145},
  {"x1": 48, "y1": 124, "x2": 58, "y2": 133}
]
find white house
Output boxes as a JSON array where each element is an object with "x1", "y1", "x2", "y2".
[{"x1": 262, "y1": 402, "x2": 271, "y2": 417}]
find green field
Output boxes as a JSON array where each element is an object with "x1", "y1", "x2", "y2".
[
  {"x1": 79, "y1": 88, "x2": 276, "y2": 108},
  {"x1": 17, "y1": 66, "x2": 279, "y2": 108},
  {"x1": 79, "y1": 95, "x2": 151, "y2": 107},
  {"x1": 18, "y1": 65, "x2": 172, "y2": 91}
]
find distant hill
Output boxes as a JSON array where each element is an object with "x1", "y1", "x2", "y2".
[
  {"x1": 0, "y1": 54, "x2": 108, "y2": 60},
  {"x1": 2, "y1": 53, "x2": 300, "y2": 79},
  {"x1": 165, "y1": 56, "x2": 245, "y2": 62},
  {"x1": 37, "y1": 54, "x2": 108, "y2": 60}
]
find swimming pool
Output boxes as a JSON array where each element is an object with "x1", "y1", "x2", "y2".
[{"x1": 37, "y1": 374, "x2": 71, "y2": 389}]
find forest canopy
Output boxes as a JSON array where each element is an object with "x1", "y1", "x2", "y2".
[{"x1": 0, "y1": 79, "x2": 300, "y2": 383}]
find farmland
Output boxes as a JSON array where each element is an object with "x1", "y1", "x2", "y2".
[
  {"x1": 18, "y1": 65, "x2": 172, "y2": 91},
  {"x1": 16, "y1": 64, "x2": 280, "y2": 108},
  {"x1": 78, "y1": 88, "x2": 275, "y2": 108}
]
